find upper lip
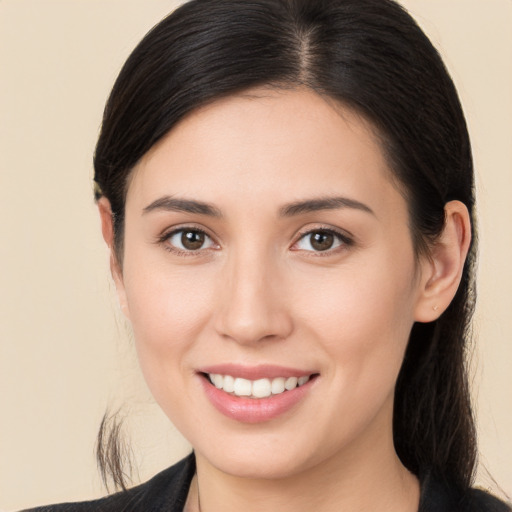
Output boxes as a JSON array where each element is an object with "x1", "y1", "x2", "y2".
[{"x1": 198, "y1": 364, "x2": 317, "y2": 380}]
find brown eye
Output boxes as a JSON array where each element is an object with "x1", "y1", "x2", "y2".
[
  {"x1": 294, "y1": 229, "x2": 350, "y2": 253},
  {"x1": 181, "y1": 230, "x2": 205, "y2": 250},
  {"x1": 310, "y1": 232, "x2": 334, "y2": 251},
  {"x1": 166, "y1": 229, "x2": 215, "y2": 252}
]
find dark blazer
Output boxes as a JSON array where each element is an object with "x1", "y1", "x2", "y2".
[{"x1": 22, "y1": 454, "x2": 510, "y2": 512}]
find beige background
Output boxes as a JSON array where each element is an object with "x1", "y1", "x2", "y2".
[{"x1": 0, "y1": 1, "x2": 510, "y2": 509}]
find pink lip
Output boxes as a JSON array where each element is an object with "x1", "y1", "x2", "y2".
[
  {"x1": 197, "y1": 365, "x2": 318, "y2": 424},
  {"x1": 198, "y1": 364, "x2": 316, "y2": 380}
]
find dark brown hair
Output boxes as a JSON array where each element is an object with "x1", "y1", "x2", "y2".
[{"x1": 94, "y1": 0, "x2": 477, "y2": 492}]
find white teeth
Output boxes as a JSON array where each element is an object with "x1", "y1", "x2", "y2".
[
  {"x1": 271, "y1": 377, "x2": 285, "y2": 395},
  {"x1": 223, "y1": 374, "x2": 235, "y2": 393},
  {"x1": 208, "y1": 373, "x2": 312, "y2": 398},
  {"x1": 285, "y1": 376, "x2": 298, "y2": 390},
  {"x1": 233, "y1": 378, "x2": 252, "y2": 396},
  {"x1": 212, "y1": 374, "x2": 223, "y2": 389},
  {"x1": 298, "y1": 376, "x2": 309, "y2": 386},
  {"x1": 252, "y1": 378, "x2": 272, "y2": 398}
]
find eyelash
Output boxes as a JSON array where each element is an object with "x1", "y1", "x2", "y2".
[
  {"x1": 157, "y1": 226, "x2": 217, "y2": 257},
  {"x1": 292, "y1": 226, "x2": 354, "y2": 256},
  {"x1": 157, "y1": 225, "x2": 354, "y2": 257}
]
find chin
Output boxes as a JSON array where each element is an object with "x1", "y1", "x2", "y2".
[
  {"x1": 194, "y1": 429, "x2": 330, "y2": 481},
  {"x1": 212, "y1": 452, "x2": 309, "y2": 480}
]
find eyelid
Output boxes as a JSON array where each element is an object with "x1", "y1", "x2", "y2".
[
  {"x1": 157, "y1": 224, "x2": 220, "y2": 255},
  {"x1": 291, "y1": 225, "x2": 354, "y2": 254}
]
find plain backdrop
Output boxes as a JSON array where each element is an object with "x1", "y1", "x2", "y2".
[{"x1": 0, "y1": 1, "x2": 511, "y2": 510}]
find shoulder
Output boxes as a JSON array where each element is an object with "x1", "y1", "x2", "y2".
[
  {"x1": 420, "y1": 473, "x2": 511, "y2": 512},
  {"x1": 20, "y1": 454, "x2": 196, "y2": 512},
  {"x1": 466, "y1": 488, "x2": 512, "y2": 512}
]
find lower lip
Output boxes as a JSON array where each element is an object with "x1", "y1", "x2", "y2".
[{"x1": 200, "y1": 375, "x2": 316, "y2": 424}]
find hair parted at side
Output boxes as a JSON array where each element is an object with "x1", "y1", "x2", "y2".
[{"x1": 94, "y1": 0, "x2": 477, "y2": 492}]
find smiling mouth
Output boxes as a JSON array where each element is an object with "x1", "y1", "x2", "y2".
[{"x1": 203, "y1": 373, "x2": 317, "y2": 399}]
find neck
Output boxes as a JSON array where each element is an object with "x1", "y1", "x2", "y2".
[{"x1": 187, "y1": 412, "x2": 420, "y2": 512}]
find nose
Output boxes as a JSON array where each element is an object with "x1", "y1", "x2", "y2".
[{"x1": 213, "y1": 249, "x2": 294, "y2": 345}]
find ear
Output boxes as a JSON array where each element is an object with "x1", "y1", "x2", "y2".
[
  {"x1": 414, "y1": 200, "x2": 472, "y2": 323},
  {"x1": 97, "y1": 198, "x2": 130, "y2": 320}
]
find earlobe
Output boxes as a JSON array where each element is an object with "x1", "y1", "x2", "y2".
[
  {"x1": 97, "y1": 198, "x2": 130, "y2": 320},
  {"x1": 414, "y1": 200, "x2": 471, "y2": 323}
]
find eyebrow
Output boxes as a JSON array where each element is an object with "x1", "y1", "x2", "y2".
[
  {"x1": 279, "y1": 196, "x2": 375, "y2": 217},
  {"x1": 142, "y1": 195, "x2": 374, "y2": 218},
  {"x1": 143, "y1": 196, "x2": 223, "y2": 217}
]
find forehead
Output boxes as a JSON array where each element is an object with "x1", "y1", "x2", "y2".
[{"x1": 127, "y1": 87, "x2": 403, "y2": 221}]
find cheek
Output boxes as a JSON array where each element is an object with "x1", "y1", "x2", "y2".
[
  {"x1": 295, "y1": 250, "x2": 417, "y2": 385},
  {"x1": 299, "y1": 259, "x2": 417, "y2": 446},
  {"x1": 121, "y1": 253, "x2": 216, "y2": 382},
  {"x1": 120, "y1": 264, "x2": 221, "y2": 436},
  {"x1": 123, "y1": 230, "x2": 214, "y2": 327}
]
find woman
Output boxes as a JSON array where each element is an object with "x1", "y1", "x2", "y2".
[{"x1": 22, "y1": 0, "x2": 510, "y2": 510}]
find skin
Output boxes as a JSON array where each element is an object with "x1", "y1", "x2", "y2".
[{"x1": 99, "y1": 87, "x2": 471, "y2": 512}]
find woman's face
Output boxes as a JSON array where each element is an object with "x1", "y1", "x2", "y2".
[{"x1": 114, "y1": 88, "x2": 430, "y2": 479}]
